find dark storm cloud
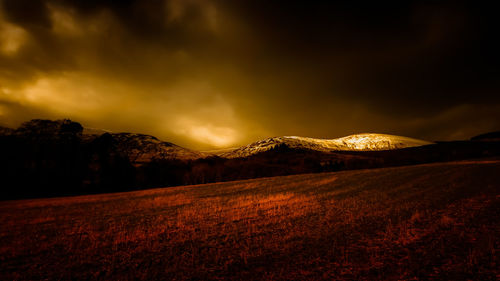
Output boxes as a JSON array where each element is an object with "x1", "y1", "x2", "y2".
[
  {"x1": 0, "y1": 0, "x2": 498, "y2": 148},
  {"x1": 224, "y1": 1, "x2": 500, "y2": 114}
]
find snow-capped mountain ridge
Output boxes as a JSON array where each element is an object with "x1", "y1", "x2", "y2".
[{"x1": 219, "y1": 133, "x2": 433, "y2": 158}]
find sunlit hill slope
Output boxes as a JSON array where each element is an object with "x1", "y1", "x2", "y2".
[{"x1": 219, "y1": 134, "x2": 433, "y2": 158}]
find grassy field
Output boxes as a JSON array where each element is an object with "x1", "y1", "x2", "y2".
[{"x1": 0, "y1": 160, "x2": 499, "y2": 280}]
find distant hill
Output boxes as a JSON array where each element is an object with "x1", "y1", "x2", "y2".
[
  {"x1": 471, "y1": 131, "x2": 500, "y2": 141},
  {"x1": 1, "y1": 119, "x2": 499, "y2": 199},
  {"x1": 219, "y1": 134, "x2": 433, "y2": 158},
  {"x1": 0, "y1": 119, "x2": 205, "y2": 165},
  {"x1": 0, "y1": 119, "x2": 206, "y2": 199},
  {"x1": 109, "y1": 133, "x2": 205, "y2": 165}
]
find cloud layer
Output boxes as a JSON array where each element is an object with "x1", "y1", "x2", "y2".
[{"x1": 1, "y1": 1, "x2": 499, "y2": 149}]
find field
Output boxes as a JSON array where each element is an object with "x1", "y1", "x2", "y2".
[{"x1": 1, "y1": 160, "x2": 499, "y2": 280}]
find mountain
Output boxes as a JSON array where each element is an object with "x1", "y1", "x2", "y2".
[
  {"x1": 82, "y1": 127, "x2": 112, "y2": 136},
  {"x1": 108, "y1": 133, "x2": 205, "y2": 165},
  {"x1": 1, "y1": 121, "x2": 433, "y2": 162},
  {"x1": 2, "y1": 119, "x2": 499, "y2": 200},
  {"x1": 6, "y1": 119, "x2": 205, "y2": 165},
  {"x1": 471, "y1": 131, "x2": 500, "y2": 141},
  {"x1": 82, "y1": 126, "x2": 206, "y2": 164},
  {"x1": 219, "y1": 133, "x2": 433, "y2": 158}
]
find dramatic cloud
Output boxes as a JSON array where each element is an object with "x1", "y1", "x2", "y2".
[{"x1": 0, "y1": 1, "x2": 498, "y2": 149}]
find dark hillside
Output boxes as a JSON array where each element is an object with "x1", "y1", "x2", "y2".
[{"x1": 2, "y1": 120, "x2": 500, "y2": 199}]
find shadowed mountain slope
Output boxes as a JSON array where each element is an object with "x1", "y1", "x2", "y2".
[{"x1": 471, "y1": 131, "x2": 500, "y2": 141}]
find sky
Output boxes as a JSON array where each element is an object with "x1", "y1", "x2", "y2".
[{"x1": 0, "y1": 0, "x2": 499, "y2": 150}]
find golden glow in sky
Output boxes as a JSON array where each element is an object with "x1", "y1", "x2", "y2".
[
  {"x1": 0, "y1": 1, "x2": 499, "y2": 149},
  {"x1": 0, "y1": 14, "x2": 27, "y2": 55},
  {"x1": 173, "y1": 119, "x2": 238, "y2": 147}
]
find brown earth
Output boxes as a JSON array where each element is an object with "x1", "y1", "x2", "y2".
[{"x1": 0, "y1": 160, "x2": 499, "y2": 280}]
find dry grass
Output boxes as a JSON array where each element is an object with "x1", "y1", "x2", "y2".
[{"x1": 0, "y1": 160, "x2": 499, "y2": 280}]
